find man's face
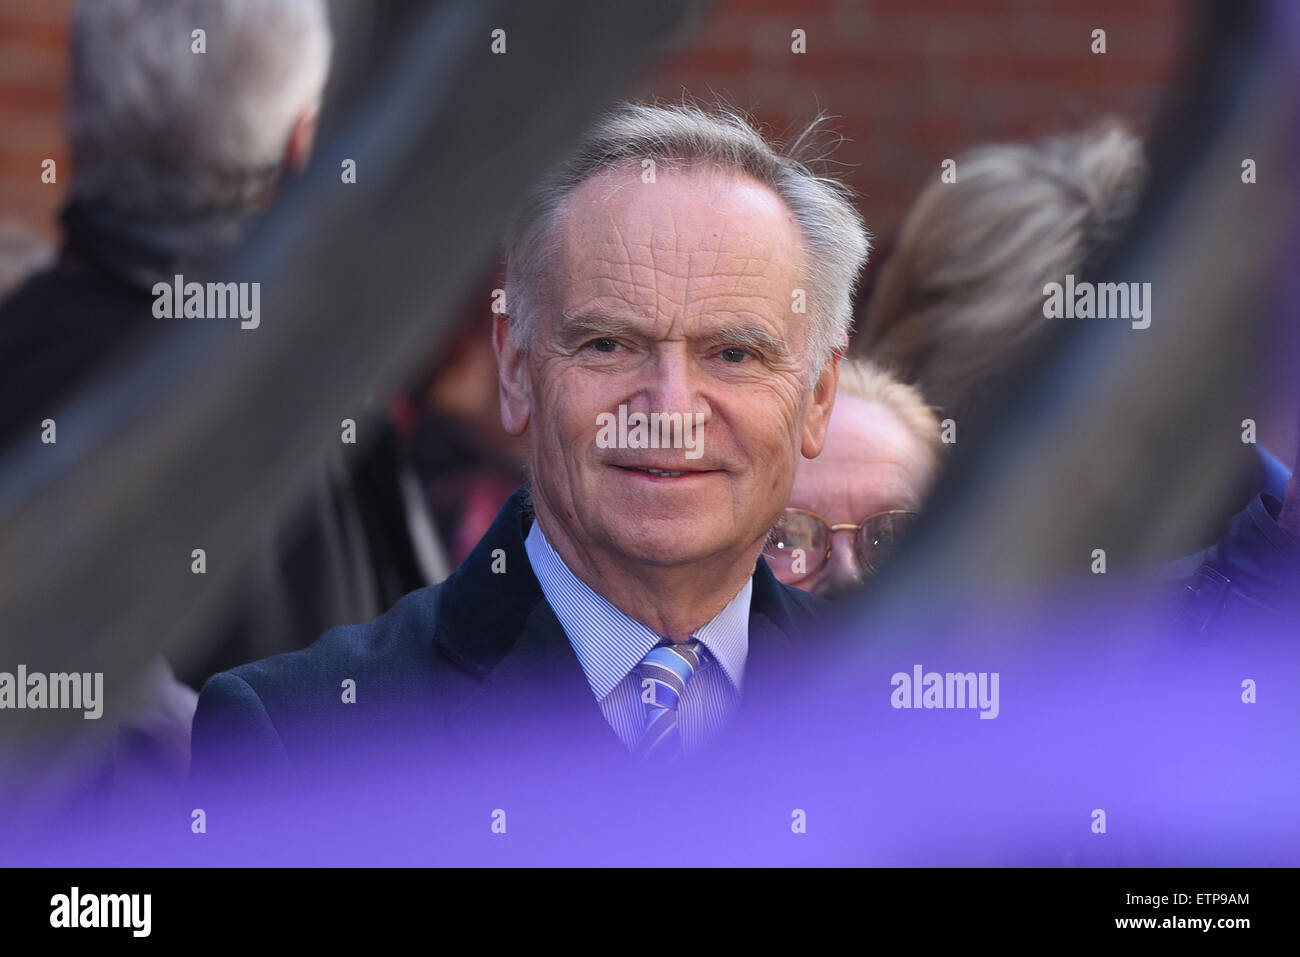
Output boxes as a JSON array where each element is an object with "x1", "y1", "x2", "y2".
[
  {"x1": 786, "y1": 394, "x2": 935, "y2": 600},
  {"x1": 498, "y1": 163, "x2": 836, "y2": 575}
]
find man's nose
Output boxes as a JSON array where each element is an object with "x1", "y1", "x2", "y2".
[
  {"x1": 821, "y1": 530, "x2": 865, "y2": 596},
  {"x1": 629, "y1": 345, "x2": 703, "y2": 415}
]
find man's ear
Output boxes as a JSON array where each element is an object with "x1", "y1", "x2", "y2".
[
  {"x1": 493, "y1": 312, "x2": 531, "y2": 436},
  {"x1": 283, "y1": 104, "x2": 320, "y2": 175},
  {"x1": 800, "y1": 351, "x2": 840, "y2": 458}
]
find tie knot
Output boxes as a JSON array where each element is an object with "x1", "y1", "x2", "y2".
[
  {"x1": 637, "y1": 638, "x2": 705, "y2": 713},
  {"x1": 635, "y1": 638, "x2": 707, "y2": 761}
]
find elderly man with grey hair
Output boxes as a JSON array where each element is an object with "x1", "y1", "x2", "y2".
[
  {"x1": 0, "y1": 0, "x2": 332, "y2": 794},
  {"x1": 1, "y1": 0, "x2": 331, "y2": 446},
  {"x1": 191, "y1": 101, "x2": 872, "y2": 781}
]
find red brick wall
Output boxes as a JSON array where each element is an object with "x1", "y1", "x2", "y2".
[
  {"x1": 0, "y1": 0, "x2": 1184, "y2": 244},
  {"x1": 0, "y1": 0, "x2": 74, "y2": 242},
  {"x1": 632, "y1": 0, "x2": 1185, "y2": 239}
]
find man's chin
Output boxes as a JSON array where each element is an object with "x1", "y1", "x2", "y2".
[{"x1": 603, "y1": 528, "x2": 733, "y2": 570}]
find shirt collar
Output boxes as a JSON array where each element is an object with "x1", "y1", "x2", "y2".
[{"x1": 524, "y1": 519, "x2": 751, "y2": 699}]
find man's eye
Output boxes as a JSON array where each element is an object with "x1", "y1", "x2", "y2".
[
  {"x1": 588, "y1": 338, "x2": 620, "y2": 353},
  {"x1": 719, "y1": 347, "x2": 750, "y2": 363}
]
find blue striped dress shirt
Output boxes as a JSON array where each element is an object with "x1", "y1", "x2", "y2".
[{"x1": 524, "y1": 519, "x2": 751, "y2": 754}]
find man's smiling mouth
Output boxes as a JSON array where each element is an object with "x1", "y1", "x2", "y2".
[{"x1": 612, "y1": 464, "x2": 718, "y2": 478}]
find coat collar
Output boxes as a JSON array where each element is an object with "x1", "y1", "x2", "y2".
[
  {"x1": 432, "y1": 485, "x2": 807, "y2": 674},
  {"x1": 433, "y1": 485, "x2": 817, "y2": 758},
  {"x1": 430, "y1": 485, "x2": 546, "y2": 677},
  {"x1": 59, "y1": 198, "x2": 253, "y2": 293}
]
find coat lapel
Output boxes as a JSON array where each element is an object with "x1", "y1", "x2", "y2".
[
  {"x1": 445, "y1": 598, "x2": 626, "y2": 760},
  {"x1": 431, "y1": 487, "x2": 824, "y2": 762},
  {"x1": 746, "y1": 557, "x2": 805, "y2": 654},
  {"x1": 432, "y1": 487, "x2": 624, "y2": 759},
  {"x1": 730, "y1": 556, "x2": 825, "y2": 727}
]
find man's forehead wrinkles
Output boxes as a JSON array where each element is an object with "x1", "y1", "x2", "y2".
[
  {"x1": 580, "y1": 256, "x2": 772, "y2": 282},
  {"x1": 567, "y1": 286, "x2": 786, "y2": 318},
  {"x1": 574, "y1": 214, "x2": 777, "y2": 256},
  {"x1": 710, "y1": 220, "x2": 727, "y2": 278},
  {"x1": 650, "y1": 228, "x2": 666, "y2": 332},
  {"x1": 560, "y1": 307, "x2": 787, "y2": 346},
  {"x1": 571, "y1": 256, "x2": 783, "y2": 301},
  {"x1": 563, "y1": 287, "x2": 793, "y2": 337},
  {"x1": 553, "y1": 161, "x2": 811, "y2": 369},
  {"x1": 683, "y1": 220, "x2": 696, "y2": 326},
  {"x1": 610, "y1": 218, "x2": 638, "y2": 276},
  {"x1": 690, "y1": 242, "x2": 776, "y2": 279}
]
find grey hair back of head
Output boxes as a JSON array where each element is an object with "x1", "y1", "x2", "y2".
[
  {"x1": 503, "y1": 100, "x2": 872, "y2": 376},
  {"x1": 68, "y1": 0, "x2": 332, "y2": 221}
]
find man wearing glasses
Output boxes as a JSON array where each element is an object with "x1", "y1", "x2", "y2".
[{"x1": 765, "y1": 359, "x2": 943, "y2": 601}]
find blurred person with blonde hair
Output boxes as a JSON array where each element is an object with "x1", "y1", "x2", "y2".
[
  {"x1": 852, "y1": 121, "x2": 1146, "y2": 426},
  {"x1": 854, "y1": 120, "x2": 1291, "y2": 570}
]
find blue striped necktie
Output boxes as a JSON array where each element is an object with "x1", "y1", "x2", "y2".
[{"x1": 635, "y1": 638, "x2": 707, "y2": 760}]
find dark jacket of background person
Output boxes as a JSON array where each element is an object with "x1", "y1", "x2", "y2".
[
  {"x1": 0, "y1": 200, "x2": 198, "y2": 451},
  {"x1": 0, "y1": 198, "x2": 431, "y2": 670},
  {"x1": 1174, "y1": 493, "x2": 1300, "y2": 637},
  {"x1": 0, "y1": 200, "x2": 432, "y2": 792},
  {"x1": 189, "y1": 486, "x2": 834, "y2": 788},
  {"x1": 1169, "y1": 446, "x2": 1299, "y2": 639}
]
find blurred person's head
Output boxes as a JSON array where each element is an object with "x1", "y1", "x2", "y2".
[
  {"x1": 766, "y1": 358, "x2": 942, "y2": 601},
  {"x1": 496, "y1": 102, "x2": 871, "y2": 633},
  {"x1": 853, "y1": 121, "x2": 1145, "y2": 425},
  {"x1": 67, "y1": 0, "x2": 333, "y2": 224}
]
